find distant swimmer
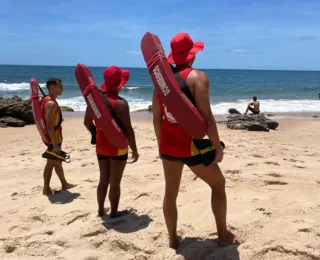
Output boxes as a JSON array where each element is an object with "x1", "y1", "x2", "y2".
[
  {"x1": 152, "y1": 33, "x2": 242, "y2": 248},
  {"x1": 244, "y1": 96, "x2": 260, "y2": 115},
  {"x1": 318, "y1": 93, "x2": 320, "y2": 100},
  {"x1": 84, "y1": 66, "x2": 139, "y2": 218},
  {"x1": 42, "y1": 78, "x2": 76, "y2": 195}
]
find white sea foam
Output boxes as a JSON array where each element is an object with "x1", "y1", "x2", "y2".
[
  {"x1": 56, "y1": 96, "x2": 152, "y2": 112},
  {"x1": 211, "y1": 99, "x2": 320, "y2": 114},
  {"x1": 57, "y1": 97, "x2": 320, "y2": 114},
  {"x1": 0, "y1": 82, "x2": 45, "y2": 91}
]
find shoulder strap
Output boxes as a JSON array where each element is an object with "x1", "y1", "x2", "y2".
[
  {"x1": 170, "y1": 64, "x2": 210, "y2": 147},
  {"x1": 54, "y1": 108, "x2": 63, "y2": 131},
  {"x1": 40, "y1": 95, "x2": 63, "y2": 131},
  {"x1": 99, "y1": 90, "x2": 126, "y2": 135},
  {"x1": 170, "y1": 64, "x2": 196, "y2": 107}
]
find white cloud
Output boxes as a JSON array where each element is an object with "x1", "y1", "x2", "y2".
[
  {"x1": 232, "y1": 48, "x2": 250, "y2": 53},
  {"x1": 126, "y1": 50, "x2": 142, "y2": 55}
]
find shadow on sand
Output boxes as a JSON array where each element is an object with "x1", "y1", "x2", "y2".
[
  {"x1": 176, "y1": 237, "x2": 240, "y2": 260},
  {"x1": 47, "y1": 190, "x2": 81, "y2": 204},
  {"x1": 101, "y1": 208, "x2": 153, "y2": 234}
]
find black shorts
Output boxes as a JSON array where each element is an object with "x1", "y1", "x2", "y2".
[
  {"x1": 160, "y1": 140, "x2": 225, "y2": 167},
  {"x1": 97, "y1": 154, "x2": 128, "y2": 161},
  {"x1": 160, "y1": 152, "x2": 216, "y2": 167},
  {"x1": 248, "y1": 107, "x2": 259, "y2": 114}
]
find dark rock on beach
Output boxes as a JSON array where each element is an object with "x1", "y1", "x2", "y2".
[
  {"x1": 60, "y1": 106, "x2": 74, "y2": 112},
  {"x1": 0, "y1": 96, "x2": 34, "y2": 127},
  {"x1": 0, "y1": 116, "x2": 26, "y2": 127},
  {"x1": 0, "y1": 96, "x2": 74, "y2": 127},
  {"x1": 228, "y1": 108, "x2": 241, "y2": 115},
  {"x1": 227, "y1": 113, "x2": 279, "y2": 132}
]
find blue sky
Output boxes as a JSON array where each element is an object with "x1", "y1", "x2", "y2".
[{"x1": 0, "y1": 0, "x2": 319, "y2": 70}]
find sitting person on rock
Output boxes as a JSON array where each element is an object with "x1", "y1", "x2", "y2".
[{"x1": 244, "y1": 96, "x2": 260, "y2": 115}]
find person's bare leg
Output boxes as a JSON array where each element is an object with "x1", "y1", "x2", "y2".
[
  {"x1": 162, "y1": 158, "x2": 184, "y2": 249},
  {"x1": 43, "y1": 159, "x2": 55, "y2": 195},
  {"x1": 54, "y1": 160, "x2": 76, "y2": 190},
  {"x1": 97, "y1": 159, "x2": 110, "y2": 217},
  {"x1": 108, "y1": 159, "x2": 127, "y2": 218},
  {"x1": 189, "y1": 162, "x2": 242, "y2": 246}
]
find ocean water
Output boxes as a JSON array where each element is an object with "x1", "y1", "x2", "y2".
[{"x1": 0, "y1": 65, "x2": 319, "y2": 114}]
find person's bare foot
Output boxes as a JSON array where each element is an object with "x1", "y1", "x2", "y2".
[
  {"x1": 43, "y1": 187, "x2": 53, "y2": 195},
  {"x1": 109, "y1": 210, "x2": 129, "y2": 218},
  {"x1": 217, "y1": 231, "x2": 243, "y2": 247},
  {"x1": 169, "y1": 235, "x2": 180, "y2": 249},
  {"x1": 98, "y1": 209, "x2": 106, "y2": 217},
  {"x1": 62, "y1": 183, "x2": 77, "y2": 190}
]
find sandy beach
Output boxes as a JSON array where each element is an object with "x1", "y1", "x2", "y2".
[{"x1": 0, "y1": 115, "x2": 320, "y2": 260}]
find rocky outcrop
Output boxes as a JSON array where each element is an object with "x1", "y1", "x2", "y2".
[
  {"x1": 0, "y1": 96, "x2": 74, "y2": 128},
  {"x1": 0, "y1": 96, "x2": 34, "y2": 127},
  {"x1": 228, "y1": 108, "x2": 241, "y2": 114},
  {"x1": 227, "y1": 113, "x2": 279, "y2": 132},
  {"x1": 0, "y1": 116, "x2": 26, "y2": 127}
]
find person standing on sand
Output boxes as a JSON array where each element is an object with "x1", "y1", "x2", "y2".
[
  {"x1": 42, "y1": 78, "x2": 76, "y2": 195},
  {"x1": 152, "y1": 32, "x2": 242, "y2": 249},
  {"x1": 244, "y1": 96, "x2": 260, "y2": 115},
  {"x1": 84, "y1": 66, "x2": 139, "y2": 218}
]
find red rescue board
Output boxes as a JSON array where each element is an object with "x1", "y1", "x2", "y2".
[
  {"x1": 74, "y1": 63, "x2": 128, "y2": 149},
  {"x1": 140, "y1": 32, "x2": 207, "y2": 139},
  {"x1": 30, "y1": 78, "x2": 51, "y2": 144}
]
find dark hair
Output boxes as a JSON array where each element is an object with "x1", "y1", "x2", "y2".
[
  {"x1": 253, "y1": 96, "x2": 257, "y2": 101},
  {"x1": 46, "y1": 78, "x2": 62, "y2": 89}
]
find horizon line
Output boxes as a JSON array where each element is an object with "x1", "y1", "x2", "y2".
[{"x1": 0, "y1": 64, "x2": 319, "y2": 72}]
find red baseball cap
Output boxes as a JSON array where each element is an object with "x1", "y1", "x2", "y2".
[
  {"x1": 100, "y1": 66, "x2": 129, "y2": 92},
  {"x1": 167, "y1": 33, "x2": 204, "y2": 65}
]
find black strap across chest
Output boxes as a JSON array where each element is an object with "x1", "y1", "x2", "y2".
[
  {"x1": 170, "y1": 64, "x2": 196, "y2": 107},
  {"x1": 99, "y1": 90, "x2": 126, "y2": 135}
]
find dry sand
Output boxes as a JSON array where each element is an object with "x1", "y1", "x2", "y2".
[{"x1": 0, "y1": 116, "x2": 319, "y2": 260}]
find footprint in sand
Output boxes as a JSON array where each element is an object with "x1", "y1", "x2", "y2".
[
  {"x1": 298, "y1": 228, "x2": 312, "y2": 233},
  {"x1": 5, "y1": 245, "x2": 16, "y2": 253},
  {"x1": 264, "y1": 161, "x2": 280, "y2": 166},
  {"x1": 78, "y1": 148, "x2": 90, "y2": 152},
  {"x1": 84, "y1": 179, "x2": 95, "y2": 183},
  {"x1": 267, "y1": 172, "x2": 282, "y2": 178},
  {"x1": 29, "y1": 213, "x2": 47, "y2": 223},
  {"x1": 293, "y1": 165, "x2": 307, "y2": 169},
  {"x1": 179, "y1": 185, "x2": 187, "y2": 193},
  {"x1": 264, "y1": 180, "x2": 288, "y2": 186},
  {"x1": 289, "y1": 158, "x2": 305, "y2": 163},
  {"x1": 246, "y1": 162, "x2": 258, "y2": 167},
  {"x1": 11, "y1": 192, "x2": 18, "y2": 199},
  {"x1": 252, "y1": 153, "x2": 264, "y2": 158},
  {"x1": 224, "y1": 169, "x2": 242, "y2": 175},
  {"x1": 253, "y1": 244, "x2": 320, "y2": 260},
  {"x1": 134, "y1": 192, "x2": 160, "y2": 200},
  {"x1": 148, "y1": 173, "x2": 161, "y2": 180},
  {"x1": 19, "y1": 149, "x2": 31, "y2": 156},
  {"x1": 80, "y1": 227, "x2": 107, "y2": 238},
  {"x1": 64, "y1": 211, "x2": 90, "y2": 225},
  {"x1": 81, "y1": 162, "x2": 95, "y2": 167},
  {"x1": 8, "y1": 225, "x2": 31, "y2": 235},
  {"x1": 44, "y1": 230, "x2": 54, "y2": 235},
  {"x1": 255, "y1": 207, "x2": 272, "y2": 216}
]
